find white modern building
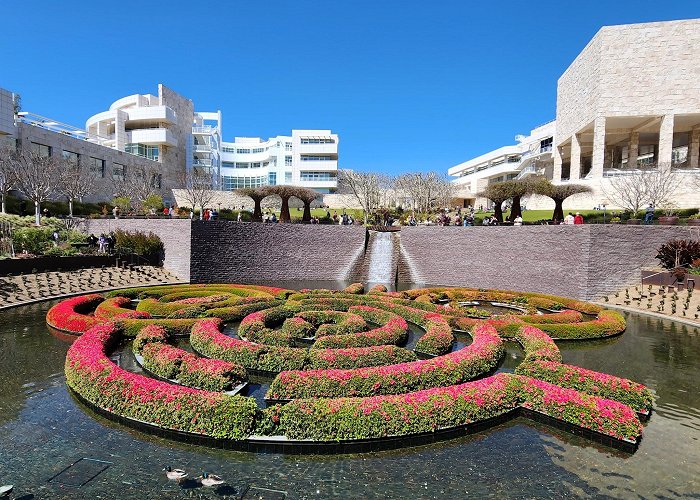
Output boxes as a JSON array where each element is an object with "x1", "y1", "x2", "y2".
[{"x1": 449, "y1": 19, "x2": 700, "y2": 210}]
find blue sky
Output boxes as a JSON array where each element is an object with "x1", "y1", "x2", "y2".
[{"x1": 2, "y1": 1, "x2": 699, "y2": 175}]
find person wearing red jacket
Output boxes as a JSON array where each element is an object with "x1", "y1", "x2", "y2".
[{"x1": 574, "y1": 212, "x2": 584, "y2": 224}]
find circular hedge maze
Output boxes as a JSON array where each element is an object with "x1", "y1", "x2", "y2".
[{"x1": 48, "y1": 283, "x2": 654, "y2": 453}]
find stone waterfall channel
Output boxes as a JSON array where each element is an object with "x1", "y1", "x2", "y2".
[{"x1": 365, "y1": 230, "x2": 398, "y2": 284}]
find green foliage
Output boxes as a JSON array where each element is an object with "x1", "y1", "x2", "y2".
[
  {"x1": 114, "y1": 229, "x2": 164, "y2": 257},
  {"x1": 143, "y1": 194, "x2": 163, "y2": 212},
  {"x1": 13, "y1": 226, "x2": 53, "y2": 254},
  {"x1": 112, "y1": 196, "x2": 132, "y2": 211}
]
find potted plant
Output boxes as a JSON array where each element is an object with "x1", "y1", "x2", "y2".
[
  {"x1": 659, "y1": 203, "x2": 679, "y2": 225},
  {"x1": 610, "y1": 217, "x2": 622, "y2": 225},
  {"x1": 687, "y1": 213, "x2": 700, "y2": 226}
]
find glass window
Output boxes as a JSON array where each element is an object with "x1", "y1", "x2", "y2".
[
  {"x1": 268, "y1": 172, "x2": 277, "y2": 185},
  {"x1": 285, "y1": 142, "x2": 292, "y2": 151},
  {"x1": 31, "y1": 142, "x2": 51, "y2": 157},
  {"x1": 284, "y1": 172, "x2": 292, "y2": 183},
  {"x1": 300, "y1": 137, "x2": 335, "y2": 144},
  {"x1": 300, "y1": 171, "x2": 335, "y2": 181},
  {"x1": 285, "y1": 156, "x2": 292, "y2": 166},
  {"x1": 220, "y1": 175, "x2": 267, "y2": 191},
  {"x1": 125, "y1": 143, "x2": 159, "y2": 161},
  {"x1": 235, "y1": 162, "x2": 250, "y2": 169},
  {"x1": 222, "y1": 161, "x2": 235, "y2": 169},
  {"x1": 222, "y1": 146, "x2": 235, "y2": 153},
  {"x1": 540, "y1": 137, "x2": 553, "y2": 152},
  {"x1": 236, "y1": 148, "x2": 251, "y2": 154},
  {"x1": 62, "y1": 150, "x2": 79, "y2": 164},
  {"x1": 90, "y1": 157, "x2": 105, "y2": 177},
  {"x1": 112, "y1": 163, "x2": 126, "y2": 181},
  {"x1": 252, "y1": 147, "x2": 266, "y2": 153},
  {"x1": 301, "y1": 155, "x2": 334, "y2": 161}
]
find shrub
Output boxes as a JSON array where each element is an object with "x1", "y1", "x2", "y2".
[
  {"x1": 95, "y1": 297, "x2": 152, "y2": 320},
  {"x1": 534, "y1": 310, "x2": 625, "y2": 339},
  {"x1": 113, "y1": 229, "x2": 164, "y2": 257},
  {"x1": 178, "y1": 355, "x2": 247, "y2": 391},
  {"x1": 656, "y1": 239, "x2": 700, "y2": 269},
  {"x1": 307, "y1": 345, "x2": 417, "y2": 369},
  {"x1": 141, "y1": 342, "x2": 185, "y2": 379},
  {"x1": 64, "y1": 322, "x2": 258, "y2": 439},
  {"x1": 132, "y1": 324, "x2": 169, "y2": 354},
  {"x1": 13, "y1": 226, "x2": 53, "y2": 255},
  {"x1": 46, "y1": 294, "x2": 104, "y2": 333}
]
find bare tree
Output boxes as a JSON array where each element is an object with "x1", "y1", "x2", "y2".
[
  {"x1": 601, "y1": 166, "x2": 679, "y2": 215},
  {"x1": 237, "y1": 187, "x2": 269, "y2": 222},
  {"x1": 177, "y1": 167, "x2": 216, "y2": 216},
  {"x1": 641, "y1": 166, "x2": 682, "y2": 208},
  {"x1": 113, "y1": 163, "x2": 164, "y2": 213},
  {"x1": 395, "y1": 172, "x2": 456, "y2": 215},
  {"x1": 338, "y1": 169, "x2": 382, "y2": 224},
  {"x1": 11, "y1": 150, "x2": 62, "y2": 225},
  {"x1": 529, "y1": 177, "x2": 591, "y2": 222},
  {"x1": 58, "y1": 157, "x2": 98, "y2": 217},
  {"x1": 0, "y1": 146, "x2": 17, "y2": 214}
]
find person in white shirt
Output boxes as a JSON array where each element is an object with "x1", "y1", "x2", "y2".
[
  {"x1": 513, "y1": 215, "x2": 523, "y2": 226},
  {"x1": 564, "y1": 212, "x2": 575, "y2": 225}
]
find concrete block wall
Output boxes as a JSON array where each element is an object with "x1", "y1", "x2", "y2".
[
  {"x1": 190, "y1": 222, "x2": 366, "y2": 283},
  {"x1": 85, "y1": 219, "x2": 191, "y2": 281}
]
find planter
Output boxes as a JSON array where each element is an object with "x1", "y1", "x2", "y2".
[
  {"x1": 626, "y1": 219, "x2": 642, "y2": 225},
  {"x1": 658, "y1": 216, "x2": 679, "y2": 225},
  {"x1": 687, "y1": 219, "x2": 700, "y2": 226}
]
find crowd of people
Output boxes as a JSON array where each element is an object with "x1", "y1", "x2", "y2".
[{"x1": 86, "y1": 233, "x2": 116, "y2": 254}]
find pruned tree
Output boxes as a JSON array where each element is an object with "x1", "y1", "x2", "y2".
[
  {"x1": 0, "y1": 146, "x2": 17, "y2": 214},
  {"x1": 532, "y1": 178, "x2": 592, "y2": 222},
  {"x1": 600, "y1": 166, "x2": 679, "y2": 215},
  {"x1": 177, "y1": 167, "x2": 216, "y2": 217},
  {"x1": 10, "y1": 150, "x2": 62, "y2": 225},
  {"x1": 263, "y1": 185, "x2": 300, "y2": 223},
  {"x1": 58, "y1": 156, "x2": 98, "y2": 217},
  {"x1": 338, "y1": 169, "x2": 382, "y2": 224},
  {"x1": 640, "y1": 166, "x2": 682, "y2": 209},
  {"x1": 236, "y1": 187, "x2": 268, "y2": 222},
  {"x1": 478, "y1": 181, "x2": 512, "y2": 222},
  {"x1": 288, "y1": 186, "x2": 320, "y2": 222}
]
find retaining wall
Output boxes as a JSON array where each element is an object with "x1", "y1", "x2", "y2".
[
  {"x1": 190, "y1": 221, "x2": 366, "y2": 283},
  {"x1": 85, "y1": 219, "x2": 191, "y2": 281}
]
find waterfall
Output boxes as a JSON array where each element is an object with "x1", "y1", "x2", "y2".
[{"x1": 366, "y1": 231, "x2": 395, "y2": 284}]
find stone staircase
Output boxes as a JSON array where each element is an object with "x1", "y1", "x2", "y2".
[{"x1": 0, "y1": 266, "x2": 181, "y2": 308}]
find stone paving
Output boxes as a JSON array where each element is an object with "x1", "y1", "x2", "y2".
[{"x1": 0, "y1": 265, "x2": 181, "y2": 308}]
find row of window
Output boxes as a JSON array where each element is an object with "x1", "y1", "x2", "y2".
[
  {"x1": 300, "y1": 138, "x2": 335, "y2": 144},
  {"x1": 221, "y1": 175, "x2": 268, "y2": 190},
  {"x1": 300, "y1": 172, "x2": 335, "y2": 181},
  {"x1": 301, "y1": 155, "x2": 334, "y2": 161},
  {"x1": 125, "y1": 143, "x2": 159, "y2": 161}
]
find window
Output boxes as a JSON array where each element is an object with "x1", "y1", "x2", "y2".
[
  {"x1": 268, "y1": 172, "x2": 277, "y2": 185},
  {"x1": 300, "y1": 137, "x2": 335, "y2": 144},
  {"x1": 506, "y1": 155, "x2": 521, "y2": 163},
  {"x1": 125, "y1": 143, "x2": 159, "y2": 161},
  {"x1": 222, "y1": 161, "x2": 235, "y2": 169},
  {"x1": 300, "y1": 171, "x2": 335, "y2": 181},
  {"x1": 252, "y1": 147, "x2": 266, "y2": 153},
  {"x1": 62, "y1": 150, "x2": 79, "y2": 164},
  {"x1": 284, "y1": 142, "x2": 292, "y2": 151},
  {"x1": 90, "y1": 157, "x2": 105, "y2": 177},
  {"x1": 112, "y1": 163, "x2": 126, "y2": 181},
  {"x1": 236, "y1": 148, "x2": 251, "y2": 154},
  {"x1": 31, "y1": 142, "x2": 51, "y2": 157},
  {"x1": 235, "y1": 162, "x2": 250, "y2": 169},
  {"x1": 222, "y1": 146, "x2": 236, "y2": 153},
  {"x1": 301, "y1": 155, "x2": 334, "y2": 161},
  {"x1": 285, "y1": 155, "x2": 292, "y2": 166},
  {"x1": 251, "y1": 162, "x2": 261, "y2": 168},
  {"x1": 221, "y1": 175, "x2": 267, "y2": 190},
  {"x1": 285, "y1": 172, "x2": 292, "y2": 183},
  {"x1": 540, "y1": 137, "x2": 553, "y2": 153}
]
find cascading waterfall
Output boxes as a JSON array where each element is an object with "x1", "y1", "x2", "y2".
[{"x1": 366, "y1": 231, "x2": 396, "y2": 284}]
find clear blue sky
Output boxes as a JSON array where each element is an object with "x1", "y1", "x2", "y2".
[{"x1": 2, "y1": 1, "x2": 699, "y2": 175}]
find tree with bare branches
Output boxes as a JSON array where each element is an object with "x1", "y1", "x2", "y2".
[
  {"x1": 176, "y1": 167, "x2": 216, "y2": 217},
  {"x1": 57, "y1": 156, "x2": 98, "y2": 217},
  {"x1": 394, "y1": 172, "x2": 456, "y2": 215},
  {"x1": 0, "y1": 146, "x2": 17, "y2": 214},
  {"x1": 601, "y1": 166, "x2": 680, "y2": 215},
  {"x1": 236, "y1": 187, "x2": 269, "y2": 222},
  {"x1": 338, "y1": 169, "x2": 382, "y2": 224},
  {"x1": 112, "y1": 163, "x2": 164, "y2": 213},
  {"x1": 532, "y1": 178, "x2": 592, "y2": 222},
  {"x1": 10, "y1": 150, "x2": 62, "y2": 225}
]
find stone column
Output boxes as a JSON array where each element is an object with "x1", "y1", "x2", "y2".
[
  {"x1": 628, "y1": 132, "x2": 639, "y2": 169},
  {"x1": 553, "y1": 145, "x2": 563, "y2": 182},
  {"x1": 591, "y1": 116, "x2": 606, "y2": 179},
  {"x1": 570, "y1": 134, "x2": 581, "y2": 180},
  {"x1": 657, "y1": 114, "x2": 675, "y2": 173},
  {"x1": 689, "y1": 128, "x2": 700, "y2": 169}
]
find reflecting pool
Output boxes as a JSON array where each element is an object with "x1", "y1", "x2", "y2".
[{"x1": 0, "y1": 291, "x2": 699, "y2": 499}]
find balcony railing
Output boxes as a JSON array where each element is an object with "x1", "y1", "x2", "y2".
[
  {"x1": 193, "y1": 144, "x2": 211, "y2": 152},
  {"x1": 192, "y1": 159, "x2": 213, "y2": 167},
  {"x1": 192, "y1": 126, "x2": 214, "y2": 134}
]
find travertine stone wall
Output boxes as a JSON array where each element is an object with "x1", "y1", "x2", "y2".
[
  {"x1": 557, "y1": 19, "x2": 700, "y2": 144},
  {"x1": 189, "y1": 222, "x2": 366, "y2": 283},
  {"x1": 158, "y1": 84, "x2": 193, "y2": 198},
  {"x1": 86, "y1": 219, "x2": 191, "y2": 281}
]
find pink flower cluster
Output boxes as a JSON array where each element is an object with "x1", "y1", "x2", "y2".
[{"x1": 46, "y1": 294, "x2": 105, "y2": 333}]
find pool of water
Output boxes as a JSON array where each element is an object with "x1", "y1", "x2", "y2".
[{"x1": 1, "y1": 293, "x2": 699, "y2": 498}]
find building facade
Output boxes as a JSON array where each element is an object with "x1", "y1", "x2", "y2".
[
  {"x1": 1, "y1": 84, "x2": 338, "y2": 205},
  {"x1": 449, "y1": 19, "x2": 700, "y2": 210}
]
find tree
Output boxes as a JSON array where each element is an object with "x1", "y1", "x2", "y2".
[
  {"x1": 57, "y1": 156, "x2": 98, "y2": 217},
  {"x1": 532, "y1": 178, "x2": 592, "y2": 222},
  {"x1": 288, "y1": 186, "x2": 320, "y2": 222},
  {"x1": 601, "y1": 166, "x2": 679, "y2": 215},
  {"x1": 113, "y1": 163, "x2": 164, "y2": 213},
  {"x1": 640, "y1": 166, "x2": 682, "y2": 209},
  {"x1": 338, "y1": 169, "x2": 382, "y2": 224},
  {"x1": 176, "y1": 168, "x2": 216, "y2": 217},
  {"x1": 478, "y1": 181, "x2": 512, "y2": 223},
  {"x1": 0, "y1": 146, "x2": 17, "y2": 214},
  {"x1": 263, "y1": 185, "x2": 299, "y2": 223},
  {"x1": 11, "y1": 150, "x2": 62, "y2": 225},
  {"x1": 394, "y1": 172, "x2": 456, "y2": 215},
  {"x1": 236, "y1": 187, "x2": 268, "y2": 222}
]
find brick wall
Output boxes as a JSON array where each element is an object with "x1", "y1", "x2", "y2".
[
  {"x1": 86, "y1": 219, "x2": 191, "y2": 281},
  {"x1": 190, "y1": 222, "x2": 366, "y2": 283}
]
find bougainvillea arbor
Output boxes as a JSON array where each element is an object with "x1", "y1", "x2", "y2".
[{"x1": 49, "y1": 283, "x2": 653, "y2": 452}]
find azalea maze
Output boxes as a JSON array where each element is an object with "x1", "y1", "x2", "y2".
[{"x1": 48, "y1": 283, "x2": 654, "y2": 453}]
